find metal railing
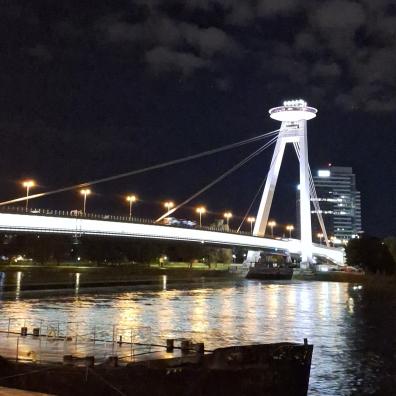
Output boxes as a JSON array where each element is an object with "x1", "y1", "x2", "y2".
[
  {"x1": 0, "y1": 317, "x2": 209, "y2": 365},
  {"x1": 0, "y1": 317, "x2": 155, "y2": 364}
]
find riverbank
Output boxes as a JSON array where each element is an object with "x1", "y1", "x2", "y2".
[
  {"x1": 0, "y1": 262, "x2": 240, "y2": 296},
  {"x1": 293, "y1": 270, "x2": 366, "y2": 283},
  {"x1": 3, "y1": 263, "x2": 394, "y2": 297}
]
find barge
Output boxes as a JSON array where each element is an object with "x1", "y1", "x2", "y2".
[
  {"x1": 0, "y1": 341, "x2": 313, "y2": 396},
  {"x1": 246, "y1": 251, "x2": 294, "y2": 280}
]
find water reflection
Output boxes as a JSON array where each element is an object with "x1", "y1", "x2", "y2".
[
  {"x1": 75, "y1": 273, "x2": 80, "y2": 295},
  {"x1": 0, "y1": 280, "x2": 394, "y2": 395},
  {"x1": 15, "y1": 271, "x2": 22, "y2": 300},
  {"x1": 0, "y1": 272, "x2": 5, "y2": 298}
]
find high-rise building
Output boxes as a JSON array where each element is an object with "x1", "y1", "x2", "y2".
[{"x1": 310, "y1": 166, "x2": 362, "y2": 243}]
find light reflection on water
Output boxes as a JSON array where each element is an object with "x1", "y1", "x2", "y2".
[{"x1": 0, "y1": 280, "x2": 394, "y2": 395}]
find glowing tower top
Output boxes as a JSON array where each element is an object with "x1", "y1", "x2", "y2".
[{"x1": 269, "y1": 99, "x2": 317, "y2": 122}]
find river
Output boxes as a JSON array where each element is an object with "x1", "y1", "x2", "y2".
[{"x1": 0, "y1": 277, "x2": 395, "y2": 395}]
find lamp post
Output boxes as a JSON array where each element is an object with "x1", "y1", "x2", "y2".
[
  {"x1": 164, "y1": 201, "x2": 174, "y2": 215},
  {"x1": 126, "y1": 195, "x2": 137, "y2": 218},
  {"x1": 286, "y1": 224, "x2": 294, "y2": 238},
  {"x1": 80, "y1": 189, "x2": 91, "y2": 215},
  {"x1": 196, "y1": 206, "x2": 206, "y2": 227},
  {"x1": 223, "y1": 212, "x2": 232, "y2": 228},
  {"x1": 268, "y1": 220, "x2": 276, "y2": 237},
  {"x1": 317, "y1": 233, "x2": 324, "y2": 245},
  {"x1": 247, "y1": 216, "x2": 255, "y2": 235},
  {"x1": 22, "y1": 180, "x2": 35, "y2": 212}
]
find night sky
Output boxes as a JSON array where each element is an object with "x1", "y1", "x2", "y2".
[{"x1": 0, "y1": 1, "x2": 395, "y2": 237}]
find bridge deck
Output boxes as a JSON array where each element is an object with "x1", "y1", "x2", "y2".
[{"x1": 0, "y1": 207, "x2": 344, "y2": 264}]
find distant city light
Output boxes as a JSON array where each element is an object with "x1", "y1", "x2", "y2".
[{"x1": 318, "y1": 170, "x2": 331, "y2": 177}]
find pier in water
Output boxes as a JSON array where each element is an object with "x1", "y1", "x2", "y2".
[{"x1": 1, "y1": 278, "x2": 395, "y2": 395}]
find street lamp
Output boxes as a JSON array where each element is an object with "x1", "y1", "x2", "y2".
[
  {"x1": 196, "y1": 206, "x2": 206, "y2": 227},
  {"x1": 247, "y1": 216, "x2": 255, "y2": 235},
  {"x1": 80, "y1": 189, "x2": 91, "y2": 215},
  {"x1": 22, "y1": 180, "x2": 35, "y2": 211},
  {"x1": 164, "y1": 201, "x2": 174, "y2": 215},
  {"x1": 286, "y1": 224, "x2": 294, "y2": 238},
  {"x1": 126, "y1": 195, "x2": 137, "y2": 218},
  {"x1": 223, "y1": 211, "x2": 232, "y2": 227},
  {"x1": 317, "y1": 233, "x2": 324, "y2": 245},
  {"x1": 268, "y1": 220, "x2": 276, "y2": 237}
]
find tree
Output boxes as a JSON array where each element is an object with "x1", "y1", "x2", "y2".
[
  {"x1": 345, "y1": 236, "x2": 396, "y2": 275},
  {"x1": 384, "y1": 237, "x2": 396, "y2": 264}
]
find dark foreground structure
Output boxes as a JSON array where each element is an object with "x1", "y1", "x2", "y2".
[{"x1": 0, "y1": 342, "x2": 313, "y2": 396}]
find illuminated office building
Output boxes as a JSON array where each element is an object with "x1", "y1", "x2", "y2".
[{"x1": 311, "y1": 166, "x2": 362, "y2": 243}]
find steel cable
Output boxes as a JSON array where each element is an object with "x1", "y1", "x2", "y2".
[
  {"x1": 0, "y1": 129, "x2": 279, "y2": 206},
  {"x1": 156, "y1": 135, "x2": 279, "y2": 222}
]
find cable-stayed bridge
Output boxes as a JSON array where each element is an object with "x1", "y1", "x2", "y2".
[
  {"x1": 0, "y1": 208, "x2": 344, "y2": 264},
  {"x1": 0, "y1": 100, "x2": 345, "y2": 266}
]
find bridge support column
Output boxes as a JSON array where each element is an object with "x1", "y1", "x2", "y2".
[
  {"x1": 298, "y1": 120, "x2": 313, "y2": 268},
  {"x1": 245, "y1": 100, "x2": 316, "y2": 268}
]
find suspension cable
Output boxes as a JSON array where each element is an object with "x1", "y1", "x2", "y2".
[
  {"x1": 236, "y1": 149, "x2": 277, "y2": 233},
  {"x1": 155, "y1": 135, "x2": 279, "y2": 223},
  {"x1": 237, "y1": 134, "x2": 282, "y2": 233},
  {"x1": 0, "y1": 129, "x2": 280, "y2": 206},
  {"x1": 293, "y1": 142, "x2": 329, "y2": 246},
  {"x1": 308, "y1": 166, "x2": 330, "y2": 246}
]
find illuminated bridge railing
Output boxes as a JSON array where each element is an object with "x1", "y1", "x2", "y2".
[{"x1": 0, "y1": 206, "x2": 257, "y2": 238}]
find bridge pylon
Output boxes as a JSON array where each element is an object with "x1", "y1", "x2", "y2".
[{"x1": 249, "y1": 99, "x2": 317, "y2": 268}]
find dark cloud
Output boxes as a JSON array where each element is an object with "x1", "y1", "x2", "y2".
[
  {"x1": 311, "y1": 1, "x2": 366, "y2": 32},
  {"x1": 9, "y1": 0, "x2": 391, "y2": 111},
  {"x1": 0, "y1": 0, "x2": 395, "y2": 237},
  {"x1": 311, "y1": 62, "x2": 342, "y2": 79},
  {"x1": 145, "y1": 46, "x2": 209, "y2": 75},
  {"x1": 257, "y1": 0, "x2": 300, "y2": 17},
  {"x1": 180, "y1": 24, "x2": 239, "y2": 57},
  {"x1": 26, "y1": 44, "x2": 53, "y2": 62},
  {"x1": 294, "y1": 32, "x2": 319, "y2": 53},
  {"x1": 225, "y1": 3, "x2": 255, "y2": 26}
]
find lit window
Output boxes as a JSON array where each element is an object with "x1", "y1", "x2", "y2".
[{"x1": 318, "y1": 170, "x2": 331, "y2": 177}]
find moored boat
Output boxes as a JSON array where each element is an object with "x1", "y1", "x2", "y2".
[
  {"x1": 246, "y1": 263, "x2": 294, "y2": 280},
  {"x1": 246, "y1": 251, "x2": 294, "y2": 280},
  {"x1": 0, "y1": 341, "x2": 313, "y2": 396}
]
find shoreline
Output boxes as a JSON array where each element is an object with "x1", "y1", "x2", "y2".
[{"x1": 2, "y1": 264, "x2": 390, "y2": 298}]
